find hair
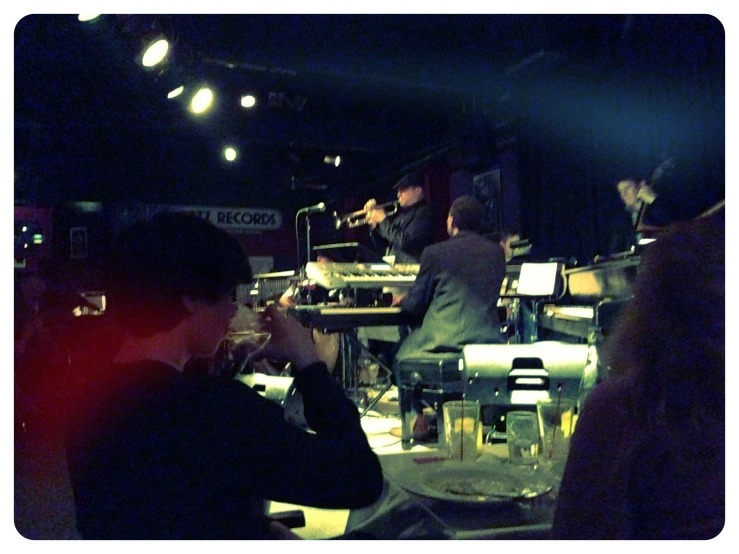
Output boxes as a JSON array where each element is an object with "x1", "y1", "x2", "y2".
[
  {"x1": 602, "y1": 215, "x2": 724, "y2": 426},
  {"x1": 108, "y1": 212, "x2": 252, "y2": 337},
  {"x1": 449, "y1": 195, "x2": 484, "y2": 232}
]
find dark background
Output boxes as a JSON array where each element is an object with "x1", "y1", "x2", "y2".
[{"x1": 14, "y1": 14, "x2": 726, "y2": 269}]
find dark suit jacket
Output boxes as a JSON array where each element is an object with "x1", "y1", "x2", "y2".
[
  {"x1": 373, "y1": 200, "x2": 434, "y2": 263},
  {"x1": 396, "y1": 230, "x2": 506, "y2": 361}
]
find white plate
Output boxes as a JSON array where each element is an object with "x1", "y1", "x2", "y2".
[{"x1": 395, "y1": 461, "x2": 556, "y2": 504}]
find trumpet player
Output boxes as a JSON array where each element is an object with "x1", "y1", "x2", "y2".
[{"x1": 363, "y1": 172, "x2": 435, "y2": 264}]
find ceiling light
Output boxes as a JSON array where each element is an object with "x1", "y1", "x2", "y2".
[
  {"x1": 190, "y1": 87, "x2": 213, "y2": 114},
  {"x1": 78, "y1": 14, "x2": 101, "y2": 23},
  {"x1": 241, "y1": 94, "x2": 257, "y2": 108},
  {"x1": 223, "y1": 147, "x2": 238, "y2": 162},
  {"x1": 167, "y1": 85, "x2": 184, "y2": 99},
  {"x1": 141, "y1": 37, "x2": 169, "y2": 68}
]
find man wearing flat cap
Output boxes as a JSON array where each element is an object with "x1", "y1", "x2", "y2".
[{"x1": 363, "y1": 172, "x2": 435, "y2": 264}]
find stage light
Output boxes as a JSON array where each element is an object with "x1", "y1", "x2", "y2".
[
  {"x1": 190, "y1": 87, "x2": 213, "y2": 114},
  {"x1": 78, "y1": 14, "x2": 101, "y2": 23},
  {"x1": 167, "y1": 85, "x2": 184, "y2": 99},
  {"x1": 140, "y1": 37, "x2": 169, "y2": 68},
  {"x1": 223, "y1": 147, "x2": 238, "y2": 162},
  {"x1": 324, "y1": 155, "x2": 341, "y2": 167},
  {"x1": 241, "y1": 94, "x2": 257, "y2": 108}
]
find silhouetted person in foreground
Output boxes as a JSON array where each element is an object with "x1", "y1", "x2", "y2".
[
  {"x1": 552, "y1": 214, "x2": 724, "y2": 539},
  {"x1": 64, "y1": 212, "x2": 383, "y2": 539}
]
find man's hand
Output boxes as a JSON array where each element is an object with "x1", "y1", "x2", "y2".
[
  {"x1": 390, "y1": 293, "x2": 405, "y2": 307},
  {"x1": 363, "y1": 198, "x2": 385, "y2": 228},
  {"x1": 636, "y1": 182, "x2": 657, "y2": 204},
  {"x1": 365, "y1": 207, "x2": 387, "y2": 227},
  {"x1": 258, "y1": 304, "x2": 322, "y2": 372}
]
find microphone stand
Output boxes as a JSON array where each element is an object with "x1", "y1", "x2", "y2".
[
  {"x1": 295, "y1": 203, "x2": 325, "y2": 305},
  {"x1": 305, "y1": 212, "x2": 313, "y2": 305},
  {"x1": 294, "y1": 211, "x2": 305, "y2": 305}
]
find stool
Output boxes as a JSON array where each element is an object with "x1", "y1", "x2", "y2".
[{"x1": 396, "y1": 355, "x2": 464, "y2": 447}]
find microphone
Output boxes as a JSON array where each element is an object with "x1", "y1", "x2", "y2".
[{"x1": 297, "y1": 202, "x2": 326, "y2": 215}]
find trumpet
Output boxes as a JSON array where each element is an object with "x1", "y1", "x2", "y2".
[{"x1": 334, "y1": 200, "x2": 399, "y2": 229}]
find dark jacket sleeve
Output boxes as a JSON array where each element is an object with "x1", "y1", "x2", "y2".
[
  {"x1": 641, "y1": 194, "x2": 685, "y2": 227},
  {"x1": 376, "y1": 203, "x2": 434, "y2": 261},
  {"x1": 398, "y1": 246, "x2": 437, "y2": 326},
  {"x1": 220, "y1": 362, "x2": 384, "y2": 510}
]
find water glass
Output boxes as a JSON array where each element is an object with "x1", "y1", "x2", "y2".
[
  {"x1": 537, "y1": 398, "x2": 574, "y2": 461},
  {"x1": 442, "y1": 400, "x2": 481, "y2": 462},
  {"x1": 506, "y1": 411, "x2": 540, "y2": 464}
]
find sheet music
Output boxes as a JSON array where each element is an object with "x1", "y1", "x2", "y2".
[{"x1": 516, "y1": 263, "x2": 560, "y2": 297}]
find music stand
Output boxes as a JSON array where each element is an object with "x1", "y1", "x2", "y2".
[{"x1": 312, "y1": 242, "x2": 384, "y2": 263}]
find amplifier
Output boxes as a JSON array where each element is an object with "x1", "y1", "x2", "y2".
[
  {"x1": 396, "y1": 355, "x2": 464, "y2": 445},
  {"x1": 396, "y1": 356, "x2": 464, "y2": 389},
  {"x1": 461, "y1": 342, "x2": 589, "y2": 433}
]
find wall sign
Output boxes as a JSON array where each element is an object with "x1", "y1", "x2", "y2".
[
  {"x1": 112, "y1": 204, "x2": 283, "y2": 234},
  {"x1": 174, "y1": 206, "x2": 283, "y2": 232}
]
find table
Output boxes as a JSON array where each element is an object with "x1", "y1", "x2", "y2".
[{"x1": 344, "y1": 443, "x2": 563, "y2": 539}]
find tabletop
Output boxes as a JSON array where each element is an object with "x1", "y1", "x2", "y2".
[{"x1": 344, "y1": 443, "x2": 564, "y2": 539}]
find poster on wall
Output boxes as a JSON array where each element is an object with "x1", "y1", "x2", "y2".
[
  {"x1": 70, "y1": 226, "x2": 88, "y2": 259},
  {"x1": 473, "y1": 169, "x2": 502, "y2": 233}
]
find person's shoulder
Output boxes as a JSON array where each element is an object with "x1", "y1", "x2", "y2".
[
  {"x1": 461, "y1": 231, "x2": 500, "y2": 249},
  {"x1": 421, "y1": 237, "x2": 449, "y2": 256},
  {"x1": 414, "y1": 200, "x2": 433, "y2": 214},
  {"x1": 579, "y1": 377, "x2": 636, "y2": 421}
]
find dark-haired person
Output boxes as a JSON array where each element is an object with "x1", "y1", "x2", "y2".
[
  {"x1": 64, "y1": 212, "x2": 383, "y2": 539},
  {"x1": 608, "y1": 157, "x2": 699, "y2": 255},
  {"x1": 485, "y1": 229, "x2": 521, "y2": 263},
  {"x1": 552, "y1": 215, "x2": 725, "y2": 539},
  {"x1": 391, "y1": 196, "x2": 507, "y2": 439}
]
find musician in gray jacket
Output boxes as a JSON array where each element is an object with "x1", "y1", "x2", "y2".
[
  {"x1": 390, "y1": 196, "x2": 505, "y2": 440},
  {"x1": 394, "y1": 195, "x2": 506, "y2": 361}
]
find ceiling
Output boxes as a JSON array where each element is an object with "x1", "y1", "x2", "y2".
[{"x1": 14, "y1": 14, "x2": 725, "y2": 209}]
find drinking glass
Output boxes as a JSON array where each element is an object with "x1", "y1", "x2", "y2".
[
  {"x1": 442, "y1": 400, "x2": 481, "y2": 462},
  {"x1": 227, "y1": 305, "x2": 272, "y2": 371},
  {"x1": 536, "y1": 398, "x2": 574, "y2": 461},
  {"x1": 506, "y1": 410, "x2": 540, "y2": 464}
]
